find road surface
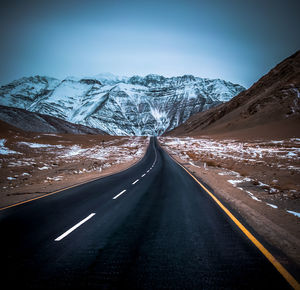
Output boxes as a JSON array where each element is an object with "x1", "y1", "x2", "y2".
[{"x1": 0, "y1": 137, "x2": 295, "y2": 289}]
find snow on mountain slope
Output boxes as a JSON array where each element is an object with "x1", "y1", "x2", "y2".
[
  {"x1": 0, "y1": 76, "x2": 60, "y2": 110},
  {"x1": 92, "y1": 73, "x2": 129, "y2": 85},
  {"x1": 0, "y1": 74, "x2": 245, "y2": 135}
]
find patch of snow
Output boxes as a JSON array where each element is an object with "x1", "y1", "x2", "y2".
[
  {"x1": 245, "y1": 190, "x2": 262, "y2": 202},
  {"x1": 43, "y1": 133, "x2": 61, "y2": 137},
  {"x1": 287, "y1": 210, "x2": 300, "y2": 218},
  {"x1": 258, "y1": 181, "x2": 269, "y2": 187},
  {"x1": 18, "y1": 142, "x2": 64, "y2": 149},
  {"x1": 269, "y1": 188, "x2": 279, "y2": 193},
  {"x1": 21, "y1": 172, "x2": 30, "y2": 176},
  {"x1": 62, "y1": 145, "x2": 87, "y2": 157},
  {"x1": 218, "y1": 172, "x2": 228, "y2": 176},
  {"x1": 189, "y1": 161, "x2": 202, "y2": 168},
  {"x1": 227, "y1": 179, "x2": 242, "y2": 186},
  {"x1": 227, "y1": 177, "x2": 252, "y2": 186},
  {"x1": 8, "y1": 160, "x2": 35, "y2": 167},
  {"x1": 292, "y1": 88, "x2": 300, "y2": 98},
  {"x1": 290, "y1": 138, "x2": 300, "y2": 142},
  {"x1": 0, "y1": 139, "x2": 20, "y2": 155},
  {"x1": 266, "y1": 203, "x2": 278, "y2": 209},
  {"x1": 38, "y1": 166, "x2": 50, "y2": 170},
  {"x1": 46, "y1": 176, "x2": 63, "y2": 181},
  {"x1": 287, "y1": 152, "x2": 297, "y2": 157},
  {"x1": 287, "y1": 165, "x2": 300, "y2": 171},
  {"x1": 251, "y1": 195, "x2": 262, "y2": 202},
  {"x1": 218, "y1": 170, "x2": 240, "y2": 176},
  {"x1": 88, "y1": 151, "x2": 108, "y2": 160}
]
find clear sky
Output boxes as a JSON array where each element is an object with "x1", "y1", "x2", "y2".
[{"x1": 0, "y1": 0, "x2": 299, "y2": 88}]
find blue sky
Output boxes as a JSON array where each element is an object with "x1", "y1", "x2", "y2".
[{"x1": 0, "y1": 0, "x2": 299, "y2": 87}]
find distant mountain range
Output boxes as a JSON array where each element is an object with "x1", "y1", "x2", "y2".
[
  {"x1": 167, "y1": 51, "x2": 300, "y2": 139},
  {"x1": 0, "y1": 74, "x2": 244, "y2": 135}
]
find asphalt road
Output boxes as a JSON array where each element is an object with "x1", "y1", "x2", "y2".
[{"x1": 0, "y1": 137, "x2": 294, "y2": 289}]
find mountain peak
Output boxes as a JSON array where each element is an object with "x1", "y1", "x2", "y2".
[
  {"x1": 0, "y1": 73, "x2": 245, "y2": 136},
  {"x1": 92, "y1": 73, "x2": 129, "y2": 85}
]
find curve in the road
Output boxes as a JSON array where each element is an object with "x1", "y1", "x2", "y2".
[{"x1": 0, "y1": 137, "x2": 299, "y2": 289}]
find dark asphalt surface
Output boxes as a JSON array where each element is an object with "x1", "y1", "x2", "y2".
[{"x1": 0, "y1": 137, "x2": 293, "y2": 289}]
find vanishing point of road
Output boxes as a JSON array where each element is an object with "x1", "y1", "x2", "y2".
[{"x1": 0, "y1": 137, "x2": 298, "y2": 289}]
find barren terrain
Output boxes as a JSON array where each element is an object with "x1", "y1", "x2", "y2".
[
  {"x1": 0, "y1": 121, "x2": 148, "y2": 208},
  {"x1": 167, "y1": 51, "x2": 300, "y2": 140}
]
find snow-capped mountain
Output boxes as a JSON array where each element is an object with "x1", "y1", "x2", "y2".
[
  {"x1": 92, "y1": 73, "x2": 129, "y2": 85},
  {"x1": 0, "y1": 74, "x2": 245, "y2": 135}
]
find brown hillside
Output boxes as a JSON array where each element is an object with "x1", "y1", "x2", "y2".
[
  {"x1": 0, "y1": 105, "x2": 107, "y2": 135},
  {"x1": 167, "y1": 51, "x2": 300, "y2": 139}
]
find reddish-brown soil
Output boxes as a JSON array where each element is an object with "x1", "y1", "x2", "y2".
[{"x1": 0, "y1": 120, "x2": 148, "y2": 208}]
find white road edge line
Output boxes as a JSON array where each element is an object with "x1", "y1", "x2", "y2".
[
  {"x1": 113, "y1": 189, "x2": 127, "y2": 200},
  {"x1": 132, "y1": 179, "x2": 139, "y2": 185},
  {"x1": 54, "y1": 213, "x2": 96, "y2": 241}
]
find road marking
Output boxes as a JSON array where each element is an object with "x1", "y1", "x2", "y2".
[
  {"x1": 173, "y1": 159, "x2": 300, "y2": 290},
  {"x1": 0, "y1": 138, "x2": 155, "y2": 211},
  {"x1": 54, "y1": 213, "x2": 95, "y2": 241},
  {"x1": 113, "y1": 189, "x2": 127, "y2": 200},
  {"x1": 132, "y1": 179, "x2": 139, "y2": 185},
  {"x1": 141, "y1": 173, "x2": 146, "y2": 177}
]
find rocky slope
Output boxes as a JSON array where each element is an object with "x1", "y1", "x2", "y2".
[
  {"x1": 0, "y1": 105, "x2": 106, "y2": 134},
  {"x1": 167, "y1": 51, "x2": 300, "y2": 138},
  {"x1": 0, "y1": 74, "x2": 244, "y2": 135}
]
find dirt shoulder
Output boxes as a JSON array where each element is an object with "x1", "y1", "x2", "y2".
[
  {"x1": 160, "y1": 140, "x2": 300, "y2": 274},
  {"x1": 0, "y1": 129, "x2": 148, "y2": 209},
  {"x1": 0, "y1": 156, "x2": 143, "y2": 209}
]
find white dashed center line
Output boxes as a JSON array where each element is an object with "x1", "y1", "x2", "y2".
[
  {"x1": 54, "y1": 213, "x2": 96, "y2": 241},
  {"x1": 132, "y1": 179, "x2": 139, "y2": 185},
  {"x1": 113, "y1": 189, "x2": 127, "y2": 200},
  {"x1": 141, "y1": 173, "x2": 146, "y2": 177}
]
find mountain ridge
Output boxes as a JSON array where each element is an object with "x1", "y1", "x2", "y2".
[
  {"x1": 0, "y1": 74, "x2": 245, "y2": 136},
  {"x1": 166, "y1": 51, "x2": 300, "y2": 139}
]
